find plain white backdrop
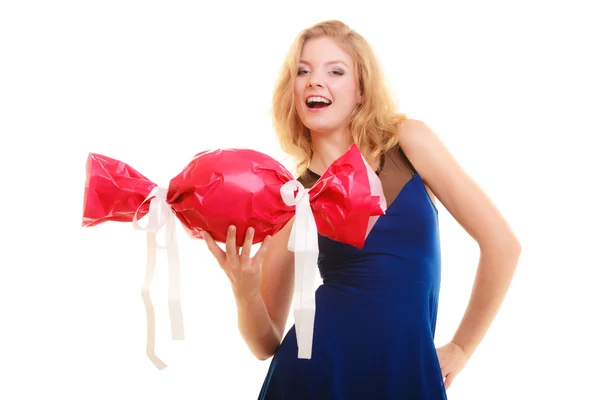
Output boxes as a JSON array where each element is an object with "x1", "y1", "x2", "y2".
[{"x1": 1, "y1": 0, "x2": 598, "y2": 399}]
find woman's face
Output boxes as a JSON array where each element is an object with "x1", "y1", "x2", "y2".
[{"x1": 294, "y1": 36, "x2": 362, "y2": 136}]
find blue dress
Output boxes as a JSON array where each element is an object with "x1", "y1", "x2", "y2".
[{"x1": 258, "y1": 146, "x2": 447, "y2": 399}]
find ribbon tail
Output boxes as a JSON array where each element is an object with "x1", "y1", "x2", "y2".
[
  {"x1": 294, "y1": 249, "x2": 318, "y2": 359},
  {"x1": 141, "y1": 229, "x2": 168, "y2": 370},
  {"x1": 133, "y1": 187, "x2": 182, "y2": 369},
  {"x1": 165, "y1": 217, "x2": 184, "y2": 341},
  {"x1": 290, "y1": 194, "x2": 319, "y2": 359}
]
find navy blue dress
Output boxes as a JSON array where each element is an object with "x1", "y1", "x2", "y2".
[{"x1": 258, "y1": 146, "x2": 447, "y2": 399}]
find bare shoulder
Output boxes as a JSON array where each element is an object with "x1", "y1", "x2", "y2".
[
  {"x1": 396, "y1": 119, "x2": 520, "y2": 250},
  {"x1": 396, "y1": 118, "x2": 453, "y2": 183}
]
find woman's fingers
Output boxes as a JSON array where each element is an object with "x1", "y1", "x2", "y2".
[
  {"x1": 240, "y1": 227, "x2": 255, "y2": 261},
  {"x1": 252, "y1": 235, "x2": 272, "y2": 266},
  {"x1": 444, "y1": 372, "x2": 455, "y2": 389},
  {"x1": 225, "y1": 225, "x2": 239, "y2": 265},
  {"x1": 203, "y1": 231, "x2": 226, "y2": 267},
  {"x1": 206, "y1": 226, "x2": 270, "y2": 272}
]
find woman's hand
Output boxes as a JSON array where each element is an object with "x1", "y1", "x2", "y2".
[
  {"x1": 203, "y1": 225, "x2": 272, "y2": 300},
  {"x1": 436, "y1": 341, "x2": 470, "y2": 390}
]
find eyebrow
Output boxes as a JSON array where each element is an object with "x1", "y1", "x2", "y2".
[{"x1": 298, "y1": 59, "x2": 349, "y2": 68}]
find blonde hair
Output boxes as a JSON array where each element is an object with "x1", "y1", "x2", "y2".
[{"x1": 272, "y1": 20, "x2": 409, "y2": 176}]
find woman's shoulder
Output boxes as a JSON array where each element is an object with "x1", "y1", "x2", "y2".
[
  {"x1": 395, "y1": 118, "x2": 439, "y2": 160},
  {"x1": 396, "y1": 117, "x2": 429, "y2": 138},
  {"x1": 394, "y1": 117, "x2": 443, "y2": 193}
]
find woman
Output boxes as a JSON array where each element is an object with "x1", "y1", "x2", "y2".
[{"x1": 203, "y1": 20, "x2": 521, "y2": 399}]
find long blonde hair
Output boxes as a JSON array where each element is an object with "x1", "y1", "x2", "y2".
[{"x1": 272, "y1": 20, "x2": 409, "y2": 176}]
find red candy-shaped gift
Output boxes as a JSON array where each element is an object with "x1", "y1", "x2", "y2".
[
  {"x1": 82, "y1": 144, "x2": 387, "y2": 369},
  {"x1": 84, "y1": 145, "x2": 384, "y2": 248}
]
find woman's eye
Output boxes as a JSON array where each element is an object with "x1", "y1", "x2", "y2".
[{"x1": 297, "y1": 68, "x2": 344, "y2": 76}]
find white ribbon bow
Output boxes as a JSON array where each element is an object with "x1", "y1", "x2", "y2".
[
  {"x1": 132, "y1": 186, "x2": 184, "y2": 370},
  {"x1": 280, "y1": 180, "x2": 319, "y2": 359}
]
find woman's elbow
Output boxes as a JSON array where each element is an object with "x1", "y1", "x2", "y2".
[
  {"x1": 479, "y1": 230, "x2": 522, "y2": 258},
  {"x1": 252, "y1": 344, "x2": 279, "y2": 361},
  {"x1": 255, "y1": 353, "x2": 273, "y2": 361}
]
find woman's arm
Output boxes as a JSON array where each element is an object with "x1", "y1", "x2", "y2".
[
  {"x1": 398, "y1": 119, "x2": 522, "y2": 357},
  {"x1": 236, "y1": 218, "x2": 296, "y2": 360},
  {"x1": 204, "y1": 218, "x2": 296, "y2": 360}
]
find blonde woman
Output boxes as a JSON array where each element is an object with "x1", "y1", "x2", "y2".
[{"x1": 204, "y1": 20, "x2": 521, "y2": 399}]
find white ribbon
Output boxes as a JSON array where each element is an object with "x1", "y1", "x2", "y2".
[
  {"x1": 132, "y1": 186, "x2": 184, "y2": 370},
  {"x1": 280, "y1": 180, "x2": 319, "y2": 359}
]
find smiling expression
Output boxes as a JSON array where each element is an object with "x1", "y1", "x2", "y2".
[{"x1": 294, "y1": 36, "x2": 363, "y2": 135}]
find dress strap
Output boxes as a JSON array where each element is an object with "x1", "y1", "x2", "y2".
[{"x1": 397, "y1": 145, "x2": 417, "y2": 175}]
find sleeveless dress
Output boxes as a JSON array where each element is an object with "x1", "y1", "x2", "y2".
[{"x1": 258, "y1": 145, "x2": 447, "y2": 399}]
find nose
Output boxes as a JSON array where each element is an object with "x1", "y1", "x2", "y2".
[{"x1": 307, "y1": 75, "x2": 324, "y2": 88}]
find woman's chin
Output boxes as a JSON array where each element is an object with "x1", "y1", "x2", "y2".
[{"x1": 302, "y1": 118, "x2": 340, "y2": 135}]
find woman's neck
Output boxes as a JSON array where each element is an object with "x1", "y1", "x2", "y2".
[{"x1": 308, "y1": 128, "x2": 353, "y2": 175}]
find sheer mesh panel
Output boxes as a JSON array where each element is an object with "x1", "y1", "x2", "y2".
[{"x1": 297, "y1": 145, "x2": 416, "y2": 208}]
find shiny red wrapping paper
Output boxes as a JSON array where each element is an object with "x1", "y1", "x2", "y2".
[{"x1": 83, "y1": 144, "x2": 385, "y2": 248}]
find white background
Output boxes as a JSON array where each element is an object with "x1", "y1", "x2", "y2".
[{"x1": 1, "y1": 0, "x2": 598, "y2": 399}]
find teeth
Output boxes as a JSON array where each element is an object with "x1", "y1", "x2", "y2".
[{"x1": 307, "y1": 96, "x2": 331, "y2": 104}]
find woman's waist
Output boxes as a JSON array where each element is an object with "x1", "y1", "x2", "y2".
[
  {"x1": 318, "y1": 256, "x2": 440, "y2": 286},
  {"x1": 313, "y1": 280, "x2": 439, "y2": 327}
]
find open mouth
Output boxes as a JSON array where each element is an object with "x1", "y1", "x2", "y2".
[{"x1": 306, "y1": 96, "x2": 332, "y2": 109}]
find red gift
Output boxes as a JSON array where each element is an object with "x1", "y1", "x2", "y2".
[{"x1": 82, "y1": 144, "x2": 386, "y2": 368}]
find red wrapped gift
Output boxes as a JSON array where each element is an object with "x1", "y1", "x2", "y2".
[{"x1": 82, "y1": 144, "x2": 386, "y2": 368}]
